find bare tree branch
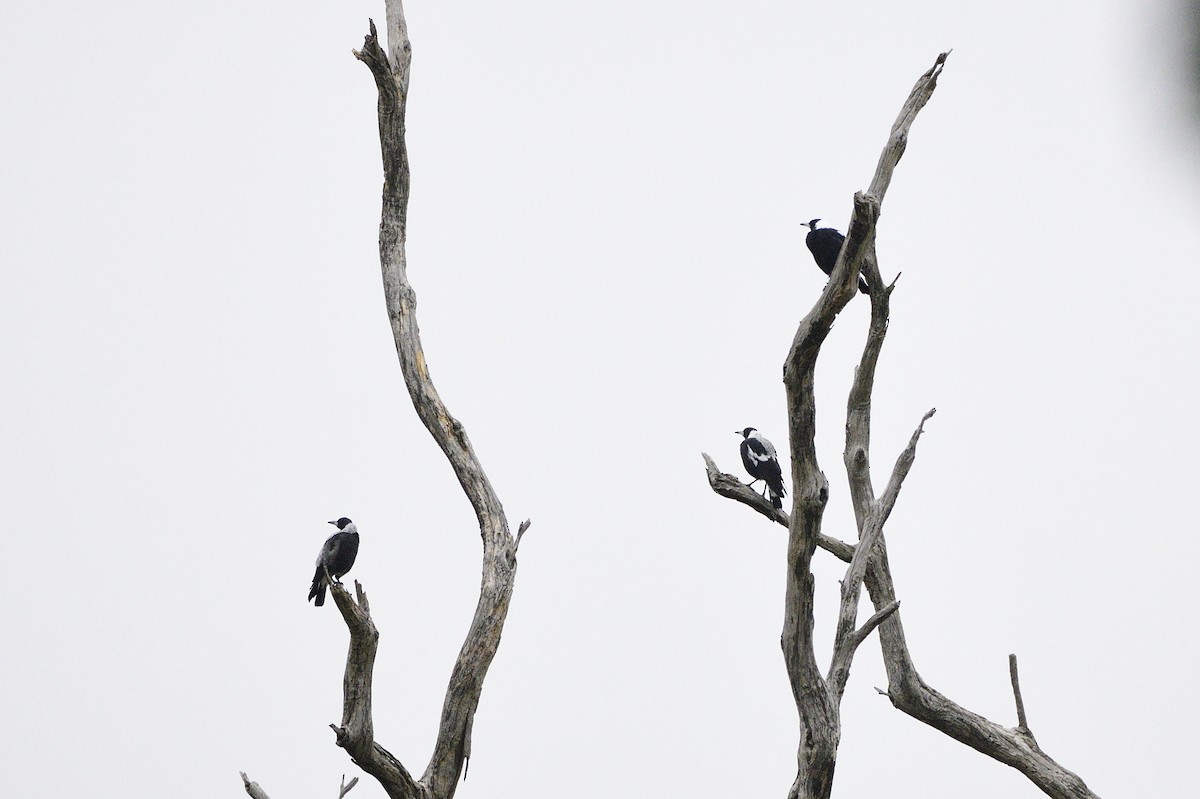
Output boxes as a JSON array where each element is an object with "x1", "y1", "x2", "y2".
[
  {"x1": 339, "y1": 775, "x2": 360, "y2": 798},
  {"x1": 828, "y1": 229, "x2": 1096, "y2": 798},
  {"x1": 867, "y1": 51, "x2": 949, "y2": 199},
  {"x1": 843, "y1": 251, "x2": 893, "y2": 519},
  {"x1": 1010, "y1": 654, "x2": 1033, "y2": 738},
  {"x1": 327, "y1": 581, "x2": 422, "y2": 799},
  {"x1": 869, "y1": 591, "x2": 1098, "y2": 798},
  {"x1": 707, "y1": 49, "x2": 1098, "y2": 799},
  {"x1": 240, "y1": 772, "x2": 272, "y2": 799},
  {"x1": 513, "y1": 519, "x2": 532, "y2": 553},
  {"x1": 334, "y1": 8, "x2": 520, "y2": 799},
  {"x1": 848, "y1": 600, "x2": 900, "y2": 655},
  {"x1": 833, "y1": 248, "x2": 906, "y2": 706},
  {"x1": 702, "y1": 454, "x2": 855, "y2": 561},
  {"x1": 878, "y1": 408, "x2": 936, "y2": 522},
  {"x1": 773, "y1": 52, "x2": 949, "y2": 799}
]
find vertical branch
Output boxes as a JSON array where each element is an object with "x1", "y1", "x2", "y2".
[
  {"x1": 707, "y1": 51, "x2": 1098, "y2": 799},
  {"x1": 776, "y1": 52, "x2": 949, "y2": 799},
  {"x1": 348, "y1": 9, "x2": 520, "y2": 799},
  {"x1": 327, "y1": 581, "x2": 422, "y2": 799},
  {"x1": 1009, "y1": 654, "x2": 1031, "y2": 735}
]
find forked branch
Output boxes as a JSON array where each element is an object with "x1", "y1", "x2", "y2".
[
  {"x1": 707, "y1": 49, "x2": 1100, "y2": 799},
  {"x1": 326, "y1": 6, "x2": 521, "y2": 799}
]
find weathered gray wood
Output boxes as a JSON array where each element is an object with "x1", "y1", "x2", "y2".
[
  {"x1": 772, "y1": 52, "x2": 949, "y2": 799},
  {"x1": 324, "y1": 8, "x2": 522, "y2": 799},
  {"x1": 1010, "y1": 654, "x2": 1033, "y2": 738},
  {"x1": 704, "y1": 50, "x2": 1099, "y2": 799},
  {"x1": 237, "y1": 770, "x2": 362, "y2": 799},
  {"x1": 240, "y1": 772, "x2": 272, "y2": 799},
  {"x1": 701, "y1": 453, "x2": 855, "y2": 561},
  {"x1": 840, "y1": 271, "x2": 1096, "y2": 797},
  {"x1": 326, "y1": 581, "x2": 423, "y2": 799},
  {"x1": 864, "y1": 545, "x2": 1099, "y2": 798}
]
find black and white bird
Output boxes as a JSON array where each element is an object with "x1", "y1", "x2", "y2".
[
  {"x1": 308, "y1": 517, "x2": 360, "y2": 607},
  {"x1": 803, "y1": 219, "x2": 870, "y2": 295},
  {"x1": 737, "y1": 427, "x2": 786, "y2": 510}
]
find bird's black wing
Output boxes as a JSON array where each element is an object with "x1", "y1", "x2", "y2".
[
  {"x1": 806, "y1": 228, "x2": 844, "y2": 277},
  {"x1": 328, "y1": 533, "x2": 360, "y2": 579},
  {"x1": 806, "y1": 228, "x2": 870, "y2": 294},
  {"x1": 308, "y1": 532, "x2": 346, "y2": 606}
]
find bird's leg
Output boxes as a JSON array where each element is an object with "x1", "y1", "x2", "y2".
[
  {"x1": 323, "y1": 564, "x2": 339, "y2": 587},
  {"x1": 745, "y1": 478, "x2": 763, "y2": 492}
]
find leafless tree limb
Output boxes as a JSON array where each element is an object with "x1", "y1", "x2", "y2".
[
  {"x1": 513, "y1": 519, "x2": 532, "y2": 553},
  {"x1": 305, "y1": 7, "x2": 522, "y2": 799},
  {"x1": 705, "y1": 48, "x2": 1099, "y2": 798},
  {"x1": 847, "y1": 600, "x2": 900, "y2": 655},
  {"x1": 771, "y1": 53, "x2": 950, "y2": 799},
  {"x1": 237, "y1": 770, "x2": 363, "y2": 799},
  {"x1": 868, "y1": 51, "x2": 948, "y2": 199},
  {"x1": 829, "y1": 287, "x2": 933, "y2": 702},
  {"x1": 324, "y1": 581, "x2": 421, "y2": 799},
  {"x1": 240, "y1": 772, "x2": 272, "y2": 799},
  {"x1": 701, "y1": 454, "x2": 855, "y2": 561},
  {"x1": 1010, "y1": 654, "x2": 1033, "y2": 738}
]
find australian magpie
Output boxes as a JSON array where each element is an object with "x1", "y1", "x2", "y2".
[
  {"x1": 737, "y1": 428, "x2": 786, "y2": 510},
  {"x1": 308, "y1": 517, "x2": 360, "y2": 607},
  {"x1": 803, "y1": 219, "x2": 870, "y2": 294}
]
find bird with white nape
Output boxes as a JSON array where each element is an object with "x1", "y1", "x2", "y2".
[
  {"x1": 737, "y1": 428, "x2": 786, "y2": 510},
  {"x1": 308, "y1": 517, "x2": 360, "y2": 606}
]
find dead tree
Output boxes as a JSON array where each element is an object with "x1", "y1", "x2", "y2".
[
  {"x1": 245, "y1": 2, "x2": 527, "y2": 797},
  {"x1": 704, "y1": 53, "x2": 1100, "y2": 799}
]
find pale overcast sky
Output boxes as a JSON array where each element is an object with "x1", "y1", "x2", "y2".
[{"x1": 3, "y1": 1, "x2": 1198, "y2": 797}]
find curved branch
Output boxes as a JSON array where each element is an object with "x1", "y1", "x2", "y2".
[
  {"x1": 705, "y1": 48, "x2": 1095, "y2": 799},
  {"x1": 829, "y1": 408, "x2": 931, "y2": 700},
  {"x1": 776, "y1": 52, "x2": 949, "y2": 799},
  {"x1": 328, "y1": 581, "x2": 422, "y2": 799},
  {"x1": 347, "y1": 8, "x2": 519, "y2": 799},
  {"x1": 869, "y1": 571, "x2": 1098, "y2": 798}
]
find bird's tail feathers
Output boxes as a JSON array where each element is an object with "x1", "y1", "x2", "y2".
[
  {"x1": 308, "y1": 576, "x2": 327, "y2": 606},
  {"x1": 767, "y1": 475, "x2": 787, "y2": 511}
]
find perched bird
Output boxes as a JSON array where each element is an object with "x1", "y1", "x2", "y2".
[
  {"x1": 803, "y1": 219, "x2": 870, "y2": 295},
  {"x1": 738, "y1": 427, "x2": 786, "y2": 510},
  {"x1": 308, "y1": 517, "x2": 360, "y2": 607}
]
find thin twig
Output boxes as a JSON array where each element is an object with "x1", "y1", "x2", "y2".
[
  {"x1": 1009, "y1": 654, "x2": 1032, "y2": 736},
  {"x1": 849, "y1": 600, "x2": 901, "y2": 653},
  {"x1": 515, "y1": 519, "x2": 532, "y2": 551}
]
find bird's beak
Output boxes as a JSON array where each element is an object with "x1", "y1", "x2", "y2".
[{"x1": 327, "y1": 520, "x2": 337, "y2": 525}]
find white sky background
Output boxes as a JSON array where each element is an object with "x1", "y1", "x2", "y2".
[{"x1": 2, "y1": 0, "x2": 1198, "y2": 796}]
